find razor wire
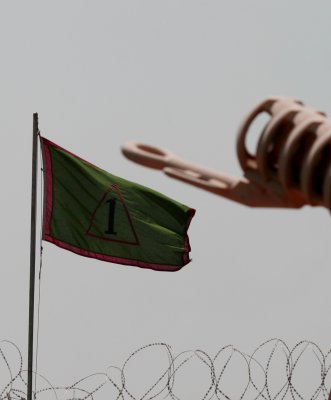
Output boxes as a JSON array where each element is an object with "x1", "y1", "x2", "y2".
[{"x1": 1, "y1": 339, "x2": 331, "y2": 400}]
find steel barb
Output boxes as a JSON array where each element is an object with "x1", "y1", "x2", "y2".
[{"x1": 122, "y1": 96, "x2": 331, "y2": 210}]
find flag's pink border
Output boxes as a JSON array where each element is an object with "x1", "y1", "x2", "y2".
[{"x1": 40, "y1": 137, "x2": 195, "y2": 272}]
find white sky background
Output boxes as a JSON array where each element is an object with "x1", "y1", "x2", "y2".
[{"x1": 1, "y1": 0, "x2": 331, "y2": 395}]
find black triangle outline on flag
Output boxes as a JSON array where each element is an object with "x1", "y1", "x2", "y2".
[{"x1": 86, "y1": 184, "x2": 140, "y2": 246}]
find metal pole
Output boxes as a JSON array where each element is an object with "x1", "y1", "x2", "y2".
[{"x1": 27, "y1": 113, "x2": 39, "y2": 400}]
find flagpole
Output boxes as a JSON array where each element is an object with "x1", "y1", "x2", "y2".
[{"x1": 27, "y1": 113, "x2": 39, "y2": 400}]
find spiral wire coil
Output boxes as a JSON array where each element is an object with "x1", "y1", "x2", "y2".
[
  {"x1": 237, "y1": 97, "x2": 331, "y2": 209},
  {"x1": 1, "y1": 339, "x2": 331, "y2": 400}
]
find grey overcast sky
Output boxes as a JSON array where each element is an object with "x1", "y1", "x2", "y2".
[{"x1": 1, "y1": 0, "x2": 331, "y2": 396}]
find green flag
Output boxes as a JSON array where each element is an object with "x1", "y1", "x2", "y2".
[{"x1": 41, "y1": 137, "x2": 195, "y2": 271}]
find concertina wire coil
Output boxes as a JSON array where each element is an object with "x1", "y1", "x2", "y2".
[{"x1": 1, "y1": 339, "x2": 331, "y2": 400}]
